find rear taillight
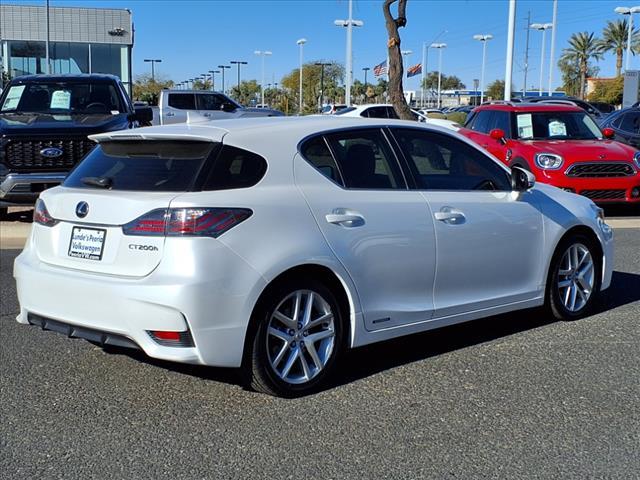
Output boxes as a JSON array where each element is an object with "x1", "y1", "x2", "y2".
[
  {"x1": 122, "y1": 208, "x2": 252, "y2": 238},
  {"x1": 33, "y1": 199, "x2": 59, "y2": 227}
]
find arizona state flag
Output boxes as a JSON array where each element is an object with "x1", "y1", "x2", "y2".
[{"x1": 407, "y1": 63, "x2": 422, "y2": 78}]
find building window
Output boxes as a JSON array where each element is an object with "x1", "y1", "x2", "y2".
[
  {"x1": 9, "y1": 41, "x2": 46, "y2": 76},
  {"x1": 50, "y1": 43, "x2": 89, "y2": 74}
]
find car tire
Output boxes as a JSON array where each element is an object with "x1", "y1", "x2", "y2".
[
  {"x1": 0, "y1": 207, "x2": 8, "y2": 220},
  {"x1": 248, "y1": 277, "x2": 346, "y2": 397},
  {"x1": 545, "y1": 234, "x2": 601, "y2": 321}
]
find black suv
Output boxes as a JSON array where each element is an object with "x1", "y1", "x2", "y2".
[{"x1": 0, "y1": 74, "x2": 152, "y2": 215}]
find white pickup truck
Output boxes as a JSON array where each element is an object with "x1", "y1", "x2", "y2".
[{"x1": 158, "y1": 89, "x2": 283, "y2": 125}]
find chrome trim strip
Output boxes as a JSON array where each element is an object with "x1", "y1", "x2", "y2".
[{"x1": 0, "y1": 173, "x2": 67, "y2": 197}]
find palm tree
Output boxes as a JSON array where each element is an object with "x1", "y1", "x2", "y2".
[
  {"x1": 599, "y1": 19, "x2": 640, "y2": 76},
  {"x1": 560, "y1": 32, "x2": 604, "y2": 99}
]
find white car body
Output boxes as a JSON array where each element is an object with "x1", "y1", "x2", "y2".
[
  {"x1": 335, "y1": 104, "x2": 460, "y2": 131},
  {"x1": 14, "y1": 117, "x2": 613, "y2": 392}
]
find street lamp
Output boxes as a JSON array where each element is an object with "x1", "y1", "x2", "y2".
[
  {"x1": 362, "y1": 67, "x2": 370, "y2": 103},
  {"x1": 297, "y1": 38, "x2": 307, "y2": 114},
  {"x1": 209, "y1": 70, "x2": 220, "y2": 91},
  {"x1": 254, "y1": 50, "x2": 272, "y2": 107},
  {"x1": 230, "y1": 61, "x2": 248, "y2": 95},
  {"x1": 218, "y1": 65, "x2": 231, "y2": 94},
  {"x1": 531, "y1": 23, "x2": 553, "y2": 96},
  {"x1": 473, "y1": 34, "x2": 493, "y2": 104},
  {"x1": 144, "y1": 59, "x2": 162, "y2": 81},
  {"x1": 615, "y1": 6, "x2": 640, "y2": 71},
  {"x1": 334, "y1": 0, "x2": 364, "y2": 106},
  {"x1": 315, "y1": 62, "x2": 331, "y2": 112},
  {"x1": 421, "y1": 29, "x2": 447, "y2": 107},
  {"x1": 430, "y1": 43, "x2": 447, "y2": 108}
]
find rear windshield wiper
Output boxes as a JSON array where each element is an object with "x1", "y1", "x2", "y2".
[{"x1": 81, "y1": 176, "x2": 113, "y2": 189}]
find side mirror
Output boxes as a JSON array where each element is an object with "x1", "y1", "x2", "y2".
[
  {"x1": 602, "y1": 127, "x2": 615, "y2": 139},
  {"x1": 489, "y1": 128, "x2": 507, "y2": 144},
  {"x1": 133, "y1": 106, "x2": 153, "y2": 125},
  {"x1": 221, "y1": 103, "x2": 237, "y2": 113},
  {"x1": 511, "y1": 166, "x2": 536, "y2": 192}
]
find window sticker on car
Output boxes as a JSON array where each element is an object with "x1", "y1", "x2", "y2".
[
  {"x1": 50, "y1": 90, "x2": 71, "y2": 109},
  {"x1": 549, "y1": 120, "x2": 567, "y2": 137},
  {"x1": 517, "y1": 114, "x2": 533, "y2": 139},
  {"x1": 2, "y1": 85, "x2": 25, "y2": 110}
]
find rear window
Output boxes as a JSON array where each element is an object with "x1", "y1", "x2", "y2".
[{"x1": 64, "y1": 141, "x2": 215, "y2": 191}]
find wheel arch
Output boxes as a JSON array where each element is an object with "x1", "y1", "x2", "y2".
[{"x1": 241, "y1": 263, "x2": 359, "y2": 365}]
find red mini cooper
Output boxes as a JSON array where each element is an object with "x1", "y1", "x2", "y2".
[{"x1": 459, "y1": 102, "x2": 640, "y2": 205}]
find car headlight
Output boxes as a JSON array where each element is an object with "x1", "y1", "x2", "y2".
[
  {"x1": 634, "y1": 151, "x2": 640, "y2": 169},
  {"x1": 534, "y1": 153, "x2": 564, "y2": 170}
]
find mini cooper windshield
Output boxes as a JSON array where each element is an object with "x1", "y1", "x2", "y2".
[{"x1": 515, "y1": 111, "x2": 603, "y2": 141}]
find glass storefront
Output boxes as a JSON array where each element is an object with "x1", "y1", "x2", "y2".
[{"x1": 5, "y1": 40, "x2": 130, "y2": 92}]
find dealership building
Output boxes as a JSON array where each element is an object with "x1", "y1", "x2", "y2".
[{"x1": 0, "y1": 4, "x2": 133, "y2": 92}]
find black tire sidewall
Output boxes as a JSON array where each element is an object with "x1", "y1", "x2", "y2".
[
  {"x1": 250, "y1": 278, "x2": 346, "y2": 397},
  {"x1": 547, "y1": 234, "x2": 602, "y2": 320}
]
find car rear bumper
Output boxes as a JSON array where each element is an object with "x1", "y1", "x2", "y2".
[
  {"x1": 0, "y1": 173, "x2": 67, "y2": 207},
  {"x1": 538, "y1": 170, "x2": 640, "y2": 204},
  {"x1": 13, "y1": 237, "x2": 268, "y2": 368}
]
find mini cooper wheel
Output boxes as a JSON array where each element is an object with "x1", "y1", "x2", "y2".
[
  {"x1": 248, "y1": 279, "x2": 345, "y2": 397},
  {"x1": 546, "y1": 234, "x2": 601, "y2": 320}
]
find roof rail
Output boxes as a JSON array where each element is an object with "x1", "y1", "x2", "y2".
[
  {"x1": 537, "y1": 99, "x2": 578, "y2": 107},
  {"x1": 481, "y1": 100, "x2": 515, "y2": 106}
]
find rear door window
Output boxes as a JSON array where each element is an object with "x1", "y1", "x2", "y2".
[
  {"x1": 615, "y1": 111, "x2": 640, "y2": 133},
  {"x1": 300, "y1": 136, "x2": 344, "y2": 185},
  {"x1": 197, "y1": 94, "x2": 224, "y2": 111},
  {"x1": 64, "y1": 141, "x2": 215, "y2": 191},
  {"x1": 324, "y1": 129, "x2": 405, "y2": 189},
  {"x1": 168, "y1": 93, "x2": 196, "y2": 110}
]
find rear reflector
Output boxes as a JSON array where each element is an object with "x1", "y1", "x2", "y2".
[
  {"x1": 147, "y1": 330, "x2": 194, "y2": 348},
  {"x1": 122, "y1": 208, "x2": 252, "y2": 238}
]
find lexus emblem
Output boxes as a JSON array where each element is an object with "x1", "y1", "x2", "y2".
[
  {"x1": 76, "y1": 201, "x2": 89, "y2": 218},
  {"x1": 40, "y1": 147, "x2": 64, "y2": 158}
]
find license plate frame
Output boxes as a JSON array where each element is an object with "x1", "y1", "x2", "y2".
[{"x1": 68, "y1": 226, "x2": 107, "y2": 261}]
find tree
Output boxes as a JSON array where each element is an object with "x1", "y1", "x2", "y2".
[
  {"x1": 599, "y1": 19, "x2": 640, "y2": 77},
  {"x1": 383, "y1": 0, "x2": 413, "y2": 120},
  {"x1": 229, "y1": 80, "x2": 261, "y2": 106},
  {"x1": 588, "y1": 76, "x2": 624, "y2": 105},
  {"x1": 559, "y1": 32, "x2": 604, "y2": 99},
  {"x1": 192, "y1": 79, "x2": 212, "y2": 91},
  {"x1": 485, "y1": 79, "x2": 505, "y2": 100},
  {"x1": 421, "y1": 72, "x2": 466, "y2": 90},
  {"x1": 281, "y1": 61, "x2": 344, "y2": 113},
  {"x1": 132, "y1": 73, "x2": 174, "y2": 105},
  {"x1": 558, "y1": 55, "x2": 600, "y2": 98}
]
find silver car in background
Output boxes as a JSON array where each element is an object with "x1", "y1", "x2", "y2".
[{"x1": 158, "y1": 89, "x2": 283, "y2": 125}]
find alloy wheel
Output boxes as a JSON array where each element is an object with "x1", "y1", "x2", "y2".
[
  {"x1": 266, "y1": 290, "x2": 336, "y2": 385},
  {"x1": 557, "y1": 243, "x2": 595, "y2": 312}
]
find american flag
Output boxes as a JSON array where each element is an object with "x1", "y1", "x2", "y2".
[
  {"x1": 407, "y1": 63, "x2": 422, "y2": 78},
  {"x1": 373, "y1": 60, "x2": 387, "y2": 77}
]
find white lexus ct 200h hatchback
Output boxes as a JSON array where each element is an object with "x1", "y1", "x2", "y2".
[{"x1": 14, "y1": 117, "x2": 614, "y2": 397}]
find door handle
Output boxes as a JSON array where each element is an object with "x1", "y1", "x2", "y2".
[
  {"x1": 166, "y1": 112, "x2": 175, "y2": 117},
  {"x1": 326, "y1": 209, "x2": 365, "y2": 227},
  {"x1": 203, "y1": 112, "x2": 212, "y2": 117},
  {"x1": 434, "y1": 206, "x2": 466, "y2": 225}
]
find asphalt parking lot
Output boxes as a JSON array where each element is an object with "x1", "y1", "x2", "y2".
[{"x1": 1, "y1": 214, "x2": 639, "y2": 479}]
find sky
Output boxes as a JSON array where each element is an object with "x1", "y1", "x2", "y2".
[{"x1": 6, "y1": 0, "x2": 626, "y2": 92}]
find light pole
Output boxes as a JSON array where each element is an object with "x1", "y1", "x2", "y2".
[
  {"x1": 548, "y1": 0, "x2": 558, "y2": 95},
  {"x1": 144, "y1": 59, "x2": 162, "y2": 82},
  {"x1": 315, "y1": 62, "x2": 331, "y2": 112},
  {"x1": 218, "y1": 65, "x2": 231, "y2": 94},
  {"x1": 362, "y1": 67, "x2": 370, "y2": 103},
  {"x1": 430, "y1": 43, "x2": 446, "y2": 108},
  {"x1": 209, "y1": 70, "x2": 219, "y2": 91},
  {"x1": 615, "y1": 6, "x2": 640, "y2": 71},
  {"x1": 334, "y1": 0, "x2": 364, "y2": 106},
  {"x1": 504, "y1": 0, "x2": 517, "y2": 101},
  {"x1": 254, "y1": 50, "x2": 272, "y2": 107},
  {"x1": 296, "y1": 38, "x2": 306, "y2": 114},
  {"x1": 230, "y1": 60, "x2": 248, "y2": 95},
  {"x1": 473, "y1": 34, "x2": 493, "y2": 104},
  {"x1": 531, "y1": 23, "x2": 553, "y2": 96},
  {"x1": 421, "y1": 30, "x2": 447, "y2": 107}
]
